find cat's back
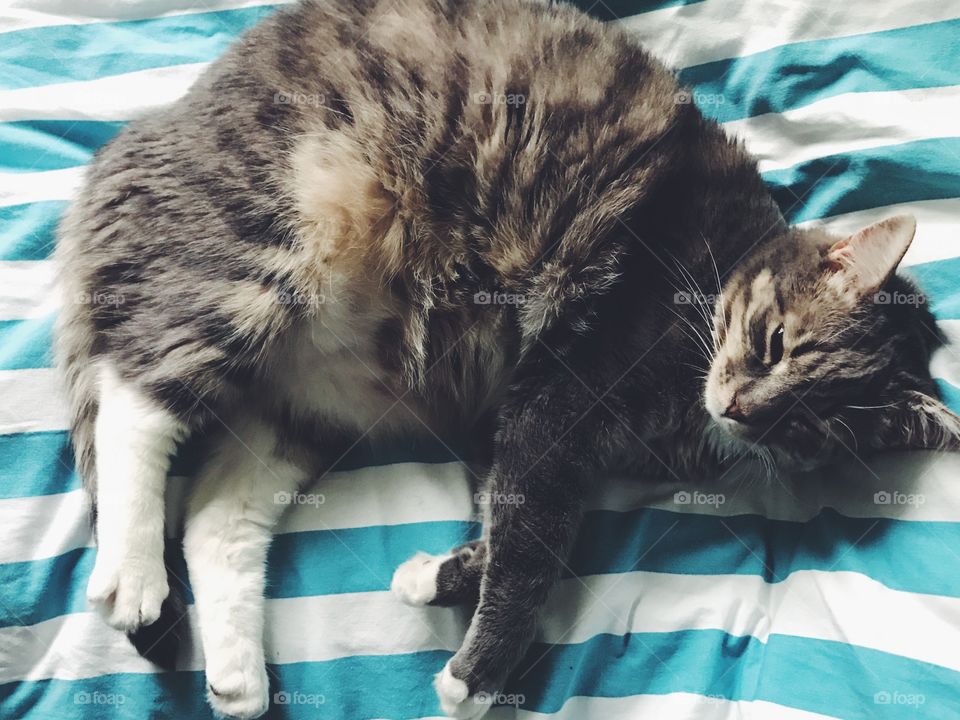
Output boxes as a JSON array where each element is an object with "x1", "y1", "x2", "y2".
[{"x1": 56, "y1": 0, "x2": 698, "y2": 437}]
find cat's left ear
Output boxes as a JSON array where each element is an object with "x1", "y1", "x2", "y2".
[
  {"x1": 822, "y1": 214, "x2": 917, "y2": 298},
  {"x1": 873, "y1": 390, "x2": 960, "y2": 451}
]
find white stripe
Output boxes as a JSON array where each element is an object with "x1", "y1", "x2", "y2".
[
  {"x1": 619, "y1": 0, "x2": 960, "y2": 70},
  {"x1": 0, "y1": 62, "x2": 208, "y2": 123},
  {"x1": 0, "y1": 0, "x2": 288, "y2": 34},
  {"x1": 0, "y1": 166, "x2": 84, "y2": 208},
  {"x1": 7, "y1": 431, "x2": 960, "y2": 577},
  {"x1": 727, "y1": 85, "x2": 960, "y2": 174},
  {"x1": 0, "y1": 260, "x2": 57, "y2": 319},
  {"x1": 540, "y1": 570, "x2": 960, "y2": 671},
  {"x1": 490, "y1": 694, "x2": 839, "y2": 720},
  {"x1": 600, "y1": 449, "x2": 960, "y2": 522},
  {"x1": 0, "y1": 491, "x2": 87, "y2": 564},
  {"x1": 798, "y1": 199, "x2": 960, "y2": 268},
  {"x1": 3, "y1": 568, "x2": 956, "y2": 687},
  {"x1": 0, "y1": 368, "x2": 66, "y2": 435}
]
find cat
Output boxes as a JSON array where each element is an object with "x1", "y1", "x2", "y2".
[{"x1": 54, "y1": 0, "x2": 960, "y2": 718}]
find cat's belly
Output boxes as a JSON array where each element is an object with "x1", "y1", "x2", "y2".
[{"x1": 264, "y1": 307, "x2": 432, "y2": 443}]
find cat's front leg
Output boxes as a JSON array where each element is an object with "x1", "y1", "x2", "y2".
[
  {"x1": 436, "y1": 393, "x2": 594, "y2": 719},
  {"x1": 183, "y1": 411, "x2": 311, "y2": 720}
]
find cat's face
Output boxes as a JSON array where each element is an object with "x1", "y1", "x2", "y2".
[{"x1": 704, "y1": 215, "x2": 960, "y2": 466}]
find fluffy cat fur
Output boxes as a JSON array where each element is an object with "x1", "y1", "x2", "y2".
[{"x1": 55, "y1": 0, "x2": 960, "y2": 718}]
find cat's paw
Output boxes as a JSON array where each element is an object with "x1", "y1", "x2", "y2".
[
  {"x1": 205, "y1": 646, "x2": 270, "y2": 719},
  {"x1": 435, "y1": 661, "x2": 494, "y2": 719},
  {"x1": 391, "y1": 551, "x2": 449, "y2": 606},
  {"x1": 86, "y1": 551, "x2": 168, "y2": 631}
]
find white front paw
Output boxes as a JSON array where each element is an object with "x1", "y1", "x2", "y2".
[
  {"x1": 435, "y1": 661, "x2": 493, "y2": 719},
  {"x1": 205, "y1": 644, "x2": 269, "y2": 719},
  {"x1": 391, "y1": 552, "x2": 449, "y2": 606},
  {"x1": 86, "y1": 551, "x2": 168, "y2": 631}
]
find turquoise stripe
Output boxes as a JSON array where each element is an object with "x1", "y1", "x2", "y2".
[
  {"x1": 571, "y1": 507, "x2": 960, "y2": 597},
  {"x1": 0, "y1": 201, "x2": 65, "y2": 261},
  {"x1": 762, "y1": 138, "x2": 960, "y2": 224},
  {"x1": 937, "y1": 380, "x2": 960, "y2": 414},
  {"x1": 2, "y1": 630, "x2": 956, "y2": 720},
  {"x1": 513, "y1": 630, "x2": 960, "y2": 719},
  {"x1": 0, "y1": 521, "x2": 479, "y2": 628},
  {"x1": 6, "y1": 508, "x2": 960, "y2": 629},
  {"x1": 0, "y1": 121, "x2": 123, "y2": 172},
  {"x1": 0, "y1": 652, "x2": 453, "y2": 720},
  {"x1": 682, "y1": 19, "x2": 960, "y2": 123},
  {"x1": 0, "y1": 316, "x2": 55, "y2": 370},
  {"x1": 902, "y1": 257, "x2": 960, "y2": 322},
  {"x1": 0, "y1": 432, "x2": 77, "y2": 499},
  {"x1": 0, "y1": 6, "x2": 279, "y2": 90}
]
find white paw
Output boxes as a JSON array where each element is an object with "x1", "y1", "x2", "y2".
[
  {"x1": 205, "y1": 646, "x2": 270, "y2": 719},
  {"x1": 86, "y1": 551, "x2": 168, "y2": 631},
  {"x1": 435, "y1": 661, "x2": 493, "y2": 719},
  {"x1": 391, "y1": 552, "x2": 449, "y2": 606}
]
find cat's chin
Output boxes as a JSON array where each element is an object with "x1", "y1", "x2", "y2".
[{"x1": 704, "y1": 416, "x2": 757, "y2": 455}]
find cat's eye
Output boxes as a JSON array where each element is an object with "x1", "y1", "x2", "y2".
[{"x1": 769, "y1": 324, "x2": 785, "y2": 365}]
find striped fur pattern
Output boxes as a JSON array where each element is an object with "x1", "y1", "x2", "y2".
[{"x1": 53, "y1": 0, "x2": 959, "y2": 717}]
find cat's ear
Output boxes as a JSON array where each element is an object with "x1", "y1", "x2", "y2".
[
  {"x1": 873, "y1": 390, "x2": 960, "y2": 451},
  {"x1": 822, "y1": 215, "x2": 916, "y2": 298}
]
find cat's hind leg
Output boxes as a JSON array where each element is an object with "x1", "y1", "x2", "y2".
[
  {"x1": 392, "y1": 539, "x2": 486, "y2": 607},
  {"x1": 86, "y1": 363, "x2": 188, "y2": 631},
  {"x1": 183, "y1": 411, "x2": 311, "y2": 720}
]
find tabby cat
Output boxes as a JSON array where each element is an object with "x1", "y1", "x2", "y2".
[{"x1": 55, "y1": 0, "x2": 959, "y2": 717}]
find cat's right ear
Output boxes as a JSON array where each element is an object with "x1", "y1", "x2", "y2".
[{"x1": 821, "y1": 215, "x2": 917, "y2": 299}]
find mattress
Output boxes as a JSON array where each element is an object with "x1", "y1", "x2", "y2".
[{"x1": 2, "y1": 1, "x2": 960, "y2": 718}]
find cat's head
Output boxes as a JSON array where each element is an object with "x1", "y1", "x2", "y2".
[{"x1": 704, "y1": 215, "x2": 960, "y2": 467}]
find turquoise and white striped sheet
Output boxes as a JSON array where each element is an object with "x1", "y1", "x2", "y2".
[{"x1": 2, "y1": 0, "x2": 960, "y2": 718}]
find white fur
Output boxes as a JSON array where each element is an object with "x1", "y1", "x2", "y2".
[
  {"x1": 86, "y1": 363, "x2": 185, "y2": 630},
  {"x1": 183, "y1": 412, "x2": 309, "y2": 720},
  {"x1": 391, "y1": 552, "x2": 451, "y2": 606},
  {"x1": 435, "y1": 661, "x2": 492, "y2": 720}
]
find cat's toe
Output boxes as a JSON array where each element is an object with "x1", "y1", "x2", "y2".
[
  {"x1": 391, "y1": 551, "x2": 450, "y2": 606},
  {"x1": 435, "y1": 661, "x2": 494, "y2": 719},
  {"x1": 206, "y1": 659, "x2": 269, "y2": 719},
  {"x1": 86, "y1": 553, "x2": 168, "y2": 631}
]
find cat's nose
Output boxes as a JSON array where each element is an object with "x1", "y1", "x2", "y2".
[{"x1": 722, "y1": 397, "x2": 748, "y2": 423}]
